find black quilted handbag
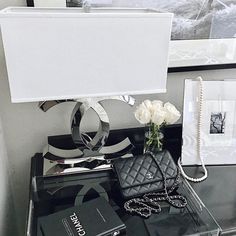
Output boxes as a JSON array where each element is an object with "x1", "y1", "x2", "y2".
[{"x1": 113, "y1": 150, "x2": 187, "y2": 218}]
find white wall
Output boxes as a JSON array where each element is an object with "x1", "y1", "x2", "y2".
[
  {"x1": 0, "y1": 1, "x2": 236, "y2": 236},
  {"x1": 0, "y1": 2, "x2": 29, "y2": 236},
  {"x1": 0, "y1": 119, "x2": 17, "y2": 236}
]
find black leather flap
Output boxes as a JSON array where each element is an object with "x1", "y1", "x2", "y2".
[{"x1": 113, "y1": 150, "x2": 177, "y2": 189}]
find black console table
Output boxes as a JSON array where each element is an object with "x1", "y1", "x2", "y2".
[
  {"x1": 26, "y1": 126, "x2": 232, "y2": 236},
  {"x1": 27, "y1": 154, "x2": 220, "y2": 236}
]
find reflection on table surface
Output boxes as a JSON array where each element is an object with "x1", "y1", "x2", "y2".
[{"x1": 185, "y1": 165, "x2": 236, "y2": 234}]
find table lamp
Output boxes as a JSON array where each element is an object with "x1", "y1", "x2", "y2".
[{"x1": 0, "y1": 6, "x2": 173, "y2": 174}]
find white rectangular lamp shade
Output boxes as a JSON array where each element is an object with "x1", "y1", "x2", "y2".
[{"x1": 0, "y1": 7, "x2": 173, "y2": 103}]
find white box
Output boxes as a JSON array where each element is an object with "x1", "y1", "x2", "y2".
[{"x1": 0, "y1": 7, "x2": 173, "y2": 103}]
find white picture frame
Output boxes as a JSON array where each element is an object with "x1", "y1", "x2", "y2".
[
  {"x1": 26, "y1": 0, "x2": 236, "y2": 71},
  {"x1": 168, "y1": 39, "x2": 236, "y2": 69},
  {"x1": 182, "y1": 79, "x2": 236, "y2": 165}
]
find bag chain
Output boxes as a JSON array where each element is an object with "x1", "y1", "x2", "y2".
[{"x1": 124, "y1": 151, "x2": 187, "y2": 218}]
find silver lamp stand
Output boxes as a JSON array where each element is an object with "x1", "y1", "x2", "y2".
[{"x1": 39, "y1": 96, "x2": 135, "y2": 175}]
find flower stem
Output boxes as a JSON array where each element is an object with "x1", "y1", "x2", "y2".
[{"x1": 145, "y1": 122, "x2": 164, "y2": 152}]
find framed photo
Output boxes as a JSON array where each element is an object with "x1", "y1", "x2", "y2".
[
  {"x1": 202, "y1": 100, "x2": 235, "y2": 147},
  {"x1": 182, "y1": 79, "x2": 236, "y2": 165},
  {"x1": 26, "y1": 0, "x2": 236, "y2": 71}
]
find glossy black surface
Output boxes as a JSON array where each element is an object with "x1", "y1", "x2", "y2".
[
  {"x1": 29, "y1": 155, "x2": 220, "y2": 236},
  {"x1": 46, "y1": 125, "x2": 182, "y2": 161},
  {"x1": 27, "y1": 126, "x2": 221, "y2": 236},
  {"x1": 184, "y1": 166, "x2": 236, "y2": 235}
]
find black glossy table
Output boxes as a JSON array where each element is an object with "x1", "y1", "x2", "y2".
[
  {"x1": 26, "y1": 127, "x2": 227, "y2": 236},
  {"x1": 27, "y1": 154, "x2": 220, "y2": 236},
  {"x1": 184, "y1": 166, "x2": 236, "y2": 235}
]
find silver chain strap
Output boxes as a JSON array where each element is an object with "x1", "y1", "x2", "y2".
[{"x1": 124, "y1": 151, "x2": 187, "y2": 218}]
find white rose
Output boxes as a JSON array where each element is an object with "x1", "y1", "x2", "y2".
[
  {"x1": 143, "y1": 100, "x2": 153, "y2": 113},
  {"x1": 134, "y1": 103, "x2": 151, "y2": 124},
  {"x1": 164, "y1": 102, "x2": 181, "y2": 124},
  {"x1": 151, "y1": 109, "x2": 166, "y2": 125},
  {"x1": 152, "y1": 100, "x2": 163, "y2": 107},
  {"x1": 151, "y1": 100, "x2": 163, "y2": 112}
]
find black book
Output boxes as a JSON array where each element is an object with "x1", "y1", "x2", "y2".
[{"x1": 38, "y1": 197, "x2": 126, "y2": 236}]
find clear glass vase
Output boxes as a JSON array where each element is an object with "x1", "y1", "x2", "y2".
[{"x1": 144, "y1": 123, "x2": 164, "y2": 154}]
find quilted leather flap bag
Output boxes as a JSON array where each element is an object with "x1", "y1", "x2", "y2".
[{"x1": 113, "y1": 150, "x2": 178, "y2": 199}]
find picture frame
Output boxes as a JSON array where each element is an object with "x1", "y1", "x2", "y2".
[
  {"x1": 26, "y1": 0, "x2": 236, "y2": 72},
  {"x1": 168, "y1": 38, "x2": 236, "y2": 72},
  {"x1": 202, "y1": 100, "x2": 235, "y2": 147},
  {"x1": 182, "y1": 79, "x2": 236, "y2": 165}
]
